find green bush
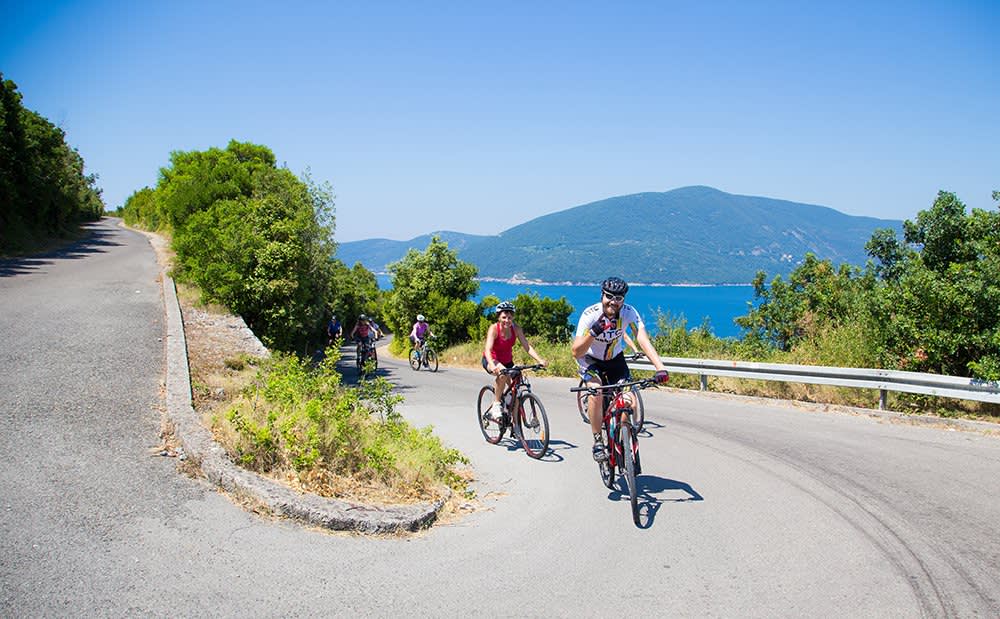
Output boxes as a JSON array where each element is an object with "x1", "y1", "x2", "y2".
[{"x1": 213, "y1": 350, "x2": 468, "y2": 496}]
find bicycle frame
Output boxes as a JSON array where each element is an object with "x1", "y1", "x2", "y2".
[
  {"x1": 602, "y1": 389, "x2": 636, "y2": 468},
  {"x1": 477, "y1": 364, "x2": 549, "y2": 459}
]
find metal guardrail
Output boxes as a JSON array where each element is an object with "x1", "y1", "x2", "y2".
[{"x1": 627, "y1": 357, "x2": 1000, "y2": 409}]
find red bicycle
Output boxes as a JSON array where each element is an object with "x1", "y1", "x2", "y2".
[
  {"x1": 476, "y1": 364, "x2": 550, "y2": 459},
  {"x1": 571, "y1": 377, "x2": 660, "y2": 525},
  {"x1": 575, "y1": 353, "x2": 646, "y2": 432}
]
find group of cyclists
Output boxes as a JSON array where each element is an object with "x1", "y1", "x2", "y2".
[
  {"x1": 326, "y1": 275, "x2": 670, "y2": 463},
  {"x1": 483, "y1": 276, "x2": 669, "y2": 462}
]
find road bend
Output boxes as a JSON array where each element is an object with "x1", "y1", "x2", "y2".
[{"x1": 1, "y1": 219, "x2": 998, "y2": 616}]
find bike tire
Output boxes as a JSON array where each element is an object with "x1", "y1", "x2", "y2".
[
  {"x1": 600, "y1": 420, "x2": 615, "y2": 489},
  {"x1": 355, "y1": 346, "x2": 364, "y2": 372},
  {"x1": 576, "y1": 379, "x2": 590, "y2": 423},
  {"x1": 408, "y1": 349, "x2": 421, "y2": 371},
  {"x1": 620, "y1": 420, "x2": 640, "y2": 526},
  {"x1": 631, "y1": 386, "x2": 645, "y2": 433},
  {"x1": 476, "y1": 386, "x2": 504, "y2": 444},
  {"x1": 425, "y1": 348, "x2": 439, "y2": 372},
  {"x1": 517, "y1": 392, "x2": 549, "y2": 459}
]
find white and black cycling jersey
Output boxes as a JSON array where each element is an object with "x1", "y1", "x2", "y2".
[{"x1": 574, "y1": 302, "x2": 644, "y2": 362}]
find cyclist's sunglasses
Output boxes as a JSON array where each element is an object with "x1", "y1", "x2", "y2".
[{"x1": 602, "y1": 291, "x2": 626, "y2": 303}]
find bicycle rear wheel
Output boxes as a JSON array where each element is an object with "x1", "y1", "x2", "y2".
[
  {"x1": 425, "y1": 348, "x2": 439, "y2": 372},
  {"x1": 355, "y1": 346, "x2": 364, "y2": 373},
  {"x1": 620, "y1": 420, "x2": 640, "y2": 526},
  {"x1": 576, "y1": 379, "x2": 590, "y2": 423},
  {"x1": 516, "y1": 392, "x2": 549, "y2": 459},
  {"x1": 477, "y1": 386, "x2": 505, "y2": 444},
  {"x1": 408, "y1": 349, "x2": 421, "y2": 371}
]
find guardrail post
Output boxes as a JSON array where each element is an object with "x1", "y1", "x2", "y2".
[
  {"x1": 700, "y1": 374, "x2": 708, "y2": 391},
  {"x1": 879, "y1": 389, "x2": 887, "y2": 411}
]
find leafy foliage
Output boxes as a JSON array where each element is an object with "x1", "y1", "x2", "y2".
[
  {"x1": 216, "y1": 350, "x2": 468, "y2": 496},
  {"x1": 384, "y1": 236, "x2": 480, "y2": 349},
  {"x1": 738, "y1": 190, "x2": 1000, "y2": 381},
  {"x1": 120, "y1": 140, "x2": 372, "y2": 353},
  {"x1": 1, "y1": 73, "x2": 104, "y2": 254}
]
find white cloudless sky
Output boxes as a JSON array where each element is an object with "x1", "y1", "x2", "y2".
[{"x1": 2, "y1": 0, "x2": 997, "y2": 241}]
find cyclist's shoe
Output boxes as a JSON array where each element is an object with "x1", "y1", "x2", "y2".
[
  {"x1": 592, "y1": 440, "x2": 608, "y2": 462},
  {"x1": 484, "y1": 402, "x2": 502, "y2": 422}
]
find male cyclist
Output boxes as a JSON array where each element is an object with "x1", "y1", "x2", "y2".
[
  {"x1": 571, "y1": 277, "x2": 669, "y2": 462},
  {"x1": 409, "y1": 314, "x2": 435, "y2": 350},
  {"x1": 326, "y1": 314, "x2": 342, "y2": 346}
]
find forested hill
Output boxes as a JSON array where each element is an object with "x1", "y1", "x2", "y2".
[{"x1": 338, "y1": 186, "x2": 904, "y2": 284}]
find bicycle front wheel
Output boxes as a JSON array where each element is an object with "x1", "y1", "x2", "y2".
[
  {"x1": 576, "y1": 379, "x2": 590, "y2": 423},
  {"x1": 631, "y1": 386, "x2": 645, "y2": 433},
  {"x1": 600, "y1": 422, "x2": 615, "y2": 489},
  {"x1": 620, "y1": 420, "x2": 640, "y2": 526},
  {"x1": 425, "y1": 348, "x2": 439, "y2": 372},
  {"x1": 477, "y1": 386, "x2": 504, "y2": 444},
  {"x1": 408, "y1": 349, "x2": 421, "y2": 371},
  {"x1": 517, "y1": 392, "x2": 549, "y2": 459},
  {"x1": 355, "y1": 346, "x2": 364, "y2": 372}
]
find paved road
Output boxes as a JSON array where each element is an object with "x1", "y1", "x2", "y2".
[{"x1": 2, "y1": 219, "x2": 999, "y2": 616}]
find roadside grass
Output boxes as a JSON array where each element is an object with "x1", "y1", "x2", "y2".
[
  {"x1": 128, "y1": 221, "x2": 474, "y2": 507},
  {"x1": 207, "y1": 349, "x2": 470, "y2": 504}
]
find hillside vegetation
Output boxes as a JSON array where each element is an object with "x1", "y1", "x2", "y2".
[
  {"x1": 1, "y1": 74, "x2": 104, "y2": 254},
  {"x1": 338, "y1": 186, "x2": 904, "y2": 284}
]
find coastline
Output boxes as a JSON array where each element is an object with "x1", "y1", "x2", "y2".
[{"x1": 475, "y1": 276, "x2": 753, "y2": 288}]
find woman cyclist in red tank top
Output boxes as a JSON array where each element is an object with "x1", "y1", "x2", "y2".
[{"x1": 481, "y1": 301, "x2": 547, "y2": 421}]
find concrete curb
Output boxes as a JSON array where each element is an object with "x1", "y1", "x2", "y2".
[{"x1": 161, "y1": 274, "x2": 445, "y2": 533}]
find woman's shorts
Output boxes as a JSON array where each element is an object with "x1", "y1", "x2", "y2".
[{"x1": 482, "y1": 356, "x2": 515, "y2": 373}]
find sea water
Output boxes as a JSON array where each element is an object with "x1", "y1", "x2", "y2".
[{"x1": 376, "y1": 275, "x2": 753, "y2": 338}]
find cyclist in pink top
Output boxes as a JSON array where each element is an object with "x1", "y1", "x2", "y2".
[{"x1": 481, "y1": 300, "x2": 547, "y2": 421}]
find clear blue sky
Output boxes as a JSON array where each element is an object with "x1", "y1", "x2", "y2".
[{"x1": 2, "y1": 1, "x2": 997, "y2": 242}]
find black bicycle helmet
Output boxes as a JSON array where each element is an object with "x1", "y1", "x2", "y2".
[
  {"x1": 495, "y1": 301, "x2": 516, "y2": 313},
  {"x1": 601, "y1": 276, "x2": 629, "y2": 296},
  {"x1": 358, "y1": 313, "x2": 368, "y2": 321}
]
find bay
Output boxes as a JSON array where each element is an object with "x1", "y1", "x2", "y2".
[{"x1": 377, "y1": 275, "x2": 753, "y2": 339}]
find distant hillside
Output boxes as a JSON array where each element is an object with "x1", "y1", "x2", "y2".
[
  {"x1": 338, "y1": 186, "x2": 904, "y2": 284},
  {"x1": 338, "y1": 231, "x2": 489, "y2": 272}
]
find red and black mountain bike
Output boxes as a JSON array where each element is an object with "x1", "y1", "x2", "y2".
[
  {"x1": 571, "y1": 376, "x2": 661, "y2": 526},
  {"x1": 476, "y1": 364, "x2": 550, "y2": 459}
]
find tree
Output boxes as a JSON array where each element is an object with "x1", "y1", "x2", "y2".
[
  {"x1": 868, "y1": 191, "x2": 1000, "y2": 378},
  {"x1": 1, "y1": 73, "x2": 103, "y2": 254},
  {"x1": 735, "y1": 255, "x2": 871, "y2": 352},
  {"x1": 165, "y1": 143, "x2": 337, "y2": 352},
  {"x1": 384, "y1": 236, "x2": 479, "y2": 348}
]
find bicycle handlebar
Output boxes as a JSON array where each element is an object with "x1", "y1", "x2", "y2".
[
  {"x1": 500, "y1": 363, "x2": 547, "y2": 375},
  {"x1": 570, "y1": 376, "x2": 659, "y2": 394}
]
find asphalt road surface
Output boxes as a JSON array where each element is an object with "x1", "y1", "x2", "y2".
[{"x1": 2, "y1": 219, "x2": 999, "y2": 617}]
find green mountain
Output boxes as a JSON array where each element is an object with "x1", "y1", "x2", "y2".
[
  {"x1": 337, "y1": 186, "x2": 904, "y2": 284},
  {"x1": 338, "y1": 231, "x2": 489, "y2": 271}
]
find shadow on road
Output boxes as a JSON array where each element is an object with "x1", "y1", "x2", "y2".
[
  {"x1": 602, "y1": 475, "x2": 704, "y2": 529},
  {"x1": 636, "y1": 419, "x2": 665, "y2": 438},
  {"x1": 0, "y1": 221, "x2": 122, "y2": 277}
]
